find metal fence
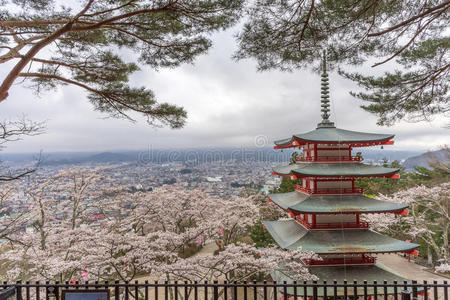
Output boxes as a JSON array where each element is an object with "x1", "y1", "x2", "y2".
[{"x1": 1, "y1": 280, "x2": 449, "y2": 300}]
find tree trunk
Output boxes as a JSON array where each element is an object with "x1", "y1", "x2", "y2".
[{"x1": 427, "y1": 245, "x2": 433, "y2": 267}]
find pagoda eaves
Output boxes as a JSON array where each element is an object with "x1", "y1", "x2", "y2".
[
  {"x1": 268, "y1": 191, "x2": 409, "y2": 214},
  {"x1": 272, "y1": 163, "x2": 399, "y2": 178},
  {"x1": 272, "y1": 263, "x2": 408, "y2": 296},
  {"x1": 263, "y1": 220, "x2": 419, "y2": 254},
  {"x1": 274, "y1": 127, "x2": 395, "y2": 149}
]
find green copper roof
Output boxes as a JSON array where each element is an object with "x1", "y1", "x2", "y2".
[
  {"x1": 263, "y1": 220, "x2": 418, "y2": 254},
  {"x1": 268, "y1": 192, "x2": 408, "y2": 213},
  {"x1": 274, "y1": 127, "x2": 394, "y2": 146},
  {"x1": 271, "y1": 262, "x2": 409, "y2": 296},
  {"x1": 273, "y1": 163, "x2": 399, "y2": 177}
]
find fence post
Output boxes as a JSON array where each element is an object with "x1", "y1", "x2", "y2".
[
  {"x1": 213, "y1": 281, "x2": 218, "y2": 300},
  {"x1": 15, "y1": 281, "x2": 22, "y2": 300},
  {"x1": 412, "y1": 280, "x2": 418, "y2": 300},
  {"x1": 313, "y1": 280, "x2": 318, "y2": 300},
  {"x1": 114, "y1": 280, "x2": 120, "y2": 300},
  {"x1": 54, "y1": 281, "x2": 60, "y2": 300},
  {"x1": 401, "y1": 290, "x2": 411, "y2": 300}
]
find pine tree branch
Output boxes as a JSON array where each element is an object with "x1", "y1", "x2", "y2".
[
  {"x1": 297, "y1": 0, "x2": 314, "y2": 50},
  {"x1": 0, "y1": 2, "x2": 175, "y2": 102},
  {"x1": 371, "y1": 8, "x2": 447, "y2": 67},
  {"x1": 82, "y1": 0, "x2": 137, "y2": 18},
  {"x1": 368, "y1": 0, "x2": 450, "y2": 37},
  {"x1": 0, "y1": 22, "x2": 75, "y2": 101},
  {"x1": 71, "y1": 4, "x2": 176, "y2": 32},
  {"x1": 17, "y1": 72, "x2": 185, "y2": 125}
]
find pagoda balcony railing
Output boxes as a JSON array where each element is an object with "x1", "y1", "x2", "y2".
[
  {"x1": 295, "y1": 185, "x2": 363, "y2": 195},
  {"x1": 313, "y1": 221, "x2": 369, "y2": 230},
  {"x1": 296, "y1": 155, "x2": 362, "y2": 162},
  {"x1": 295, "y1": 218, "x2": 370, "y2": 230},
  {"x1": 303, "y1": 255, "x2": 376, "y2": 266}
]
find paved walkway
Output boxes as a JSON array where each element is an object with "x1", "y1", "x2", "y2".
[
  {"x1": 377, "y1": 254, "x2": 447, "y2": 282},
  {"x1": 196, "y1": 242, "x2": 218, "y2": 256}
]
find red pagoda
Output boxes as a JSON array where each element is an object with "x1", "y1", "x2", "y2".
[{"x1": 264, "y1": 53, "x2": 419, "y2": 295}]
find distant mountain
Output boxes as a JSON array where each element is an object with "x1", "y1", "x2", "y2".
[
  {"x1": 86, "y1": 152, "x2": 136, "y2": 163},
  {"x1": 402, "y1": 149, "x2": 449, "y2": 171},
  {"x1": 357, "y1": 149, "x2": 421, "y2": 164},
  {"x1": 1, "y1": 148, "x2": 423, "y2": 166}
]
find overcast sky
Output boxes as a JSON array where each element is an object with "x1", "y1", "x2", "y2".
[{"x1": 1, "y1": 26, "x2": 448, "y2": 154}]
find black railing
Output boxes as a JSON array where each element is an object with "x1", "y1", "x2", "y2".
[{"x1": 1, "y1": 280, "x2": 449, "y2": 300}]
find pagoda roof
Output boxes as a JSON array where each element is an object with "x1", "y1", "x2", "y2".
[
  {"x1": 263, "y1": 220, "x2": 418, "y2": 254},
  {"x1": 268, "y1": 192, "x2": 408, "y2": 214},
  {"x1": 272, "y1": 163, "x2": 399, "y2": 178},
  {"x1": 271, "y1": 262, "x2": 409, "y2": 296},
  {"x1": 274, "y1": 127, "x2": 394, "y2": 147}
]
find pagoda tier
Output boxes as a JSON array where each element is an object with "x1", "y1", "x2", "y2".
[
  {"x1": 274, "y1": 127, "x2": 394, "y2": 149},
  {"x1": 263, "y1": 220, "x2": 419, "y2": 254},
  {"x1": 272, "y1": 163, "x2": 399, "y2": 179},
  {"x1": 268, "y1": 192, "x2": 408, "y2": 214},
  {"x1": 271, "y1": 263, "x2": 410, "y2": 296}
]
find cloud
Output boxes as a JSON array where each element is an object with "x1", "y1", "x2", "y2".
[{"x1": 0, "y1": 26, "x2": 448, "y2": 153}]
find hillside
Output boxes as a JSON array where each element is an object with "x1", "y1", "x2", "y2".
[{"x1": 402, "y1": 149, "x2": 449, "y2": 170}]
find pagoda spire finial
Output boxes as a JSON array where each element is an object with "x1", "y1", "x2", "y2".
[{"x1": 317, "y1": 49, "x2": 335, "y2": 128}]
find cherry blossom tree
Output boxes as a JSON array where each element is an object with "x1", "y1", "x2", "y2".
[
  {"x1": 1, "y1": 168, "x2": 316, "y2": 287},
  {"x1": 166, "y1": 243, "x2": 316, "y2": 282},
  {"x1": 366, "y1": 183, "x2": 449, "y2": 270},
  {"x1": 0, "y1": 182, "x2": 28, "y2": 239},
  {"x1": 435, "y1": 263, "x2": 450, "y2": 274},
  {"x1": 1, "y1": 167, "x2": 123, "y2": 281},
  {"x1": 163, "y1": 243, "x2": 317, "y2": 299}
]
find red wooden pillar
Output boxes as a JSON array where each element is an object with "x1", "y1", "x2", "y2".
[
  {"x1": 312, "y1": 214, "x2": 316, "y2": 228},
  {"x1": 356, "y1": 213, "x2": 360, "y2": 225}
]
